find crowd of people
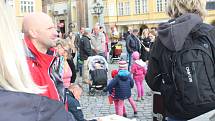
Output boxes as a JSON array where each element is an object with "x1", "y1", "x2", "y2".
[{"x1": 1, "y1": 0, "x2": 215, "y2": 121}]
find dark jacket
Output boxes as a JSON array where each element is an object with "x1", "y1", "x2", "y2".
[
  {"x1": 107, "y1": 70, "x2": 134, "y2": 100},
  {"x1": 67, "y1": 90, "x2": 85, "y2": 121},
  {"x1": 79, "y1": 35, "x2": 93, "y2": 61},
  {"x1": 126, "y1": 34, "x2": 140, "y2": 53},
  {"x1": 74, "y1": 33, "x2": 81, "y2": 50},
  {"x1": 67, "y1": 91, "x2": 96, "y2": 121},
  {"x1": 67, "y1": 58, "x2": 76, "y2": 83},
  {"x1": 140, "y1": 37, "x2": 151, "y2": 61},
  {"x1": 0, "y1": 89, "x2": 76, "y2": 121},
  {"x1": 145, "y1": 13, "x2": 204, "y2": 118}
]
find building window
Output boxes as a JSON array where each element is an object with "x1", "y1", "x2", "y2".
[
  {"x1": 164, "y1": 0, "x2": 167, "y2": 11},
  {"x1": 135, "y1": 0, "x2": 141, "y2": 14},
  {"x1": 142, "y1": 0, "x2": 147, "y2": 13},
  {"x1": 156, "y1": 0, "x2": 167, "y2": 12},
  {"x1": 104, "y1": 3, "x2": 108, "y2": 16},
  {"x1": 118, "y1": 2, "x2": 123, "y2": 16},
  {"x1": 20, "y1": 0, "x2": 35, "y2": 13},
  {"x1": 108, "y1": 3, "x2": 115, "y2": 16},
  {"x1": 124, "y1": 2, "x2": 130, "y2": 15},
  {"x1": 156, "y1": 0, "x2": 162, "y2": 12},
  {"x1": 206, "y1": 2, "x2": 215, "y2": 10},
  {"x1": 5, "y1": 0, "x2": 14, "y2": 8}
]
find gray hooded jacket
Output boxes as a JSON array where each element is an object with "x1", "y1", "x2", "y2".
[{"x1": 158, "y1": 13, "x2": 203, "y2": 51}]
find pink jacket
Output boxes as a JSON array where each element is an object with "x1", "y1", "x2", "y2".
[{"x1": 131, "y1": 60, "x2": 147, "y2": 81}]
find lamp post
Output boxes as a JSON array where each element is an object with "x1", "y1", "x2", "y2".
[{"x1": 92, "y1": 2, "x2": 104, "y2": 25}]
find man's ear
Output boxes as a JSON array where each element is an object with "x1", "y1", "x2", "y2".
[{"x1": 28, "y1": 29, "x2": 38, "y2": 39}]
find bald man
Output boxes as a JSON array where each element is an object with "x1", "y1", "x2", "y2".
[
  {"x1": 23, "y1": 12, "x2": 64, "y2": 101},
  {"x1": 91, "y1": 25, "x2": 106, "y2": 57}
]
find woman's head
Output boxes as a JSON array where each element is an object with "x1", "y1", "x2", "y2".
[
  {"x1": 0, "y1": 2, "x2": 44, "y2": 94},
  {"x1": 132, "y1": 51, "x2": 140, "y2": 60},
  {"x1": 167, "y1": 0, "x2": 207, "y2": 18},
  {"x1": 56, "y1": 39, "x2": 71, "y2": 59},
  {"x1": 148, "y1": 30, "x2": 157, "y2": 42}
]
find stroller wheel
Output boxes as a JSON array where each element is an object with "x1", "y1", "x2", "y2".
[{"x1": 89, "y1": 88, "x2": 96, "y2": 96}]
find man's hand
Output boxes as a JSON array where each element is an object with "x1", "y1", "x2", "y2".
[{"x1": 145, "y1": 47, "x2": 150, "y2": 52}]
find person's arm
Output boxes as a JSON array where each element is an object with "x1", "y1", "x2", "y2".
[
  {"x1": 74, "y1": 34, "x2": 80, "y2": 49},
  {"x1": 129, "y1": 75, "x2": 134, "y2": 88},
  {"x1": 126, "y1": 36, "x2": 132, "y2": 53},
  {"x1": 68, "y1": 96, "x2": 86, "y2": 121},
  {"x1": 67, "y1": 59, "x2": 76, "y2": 83},
  {"x1": 131, "y1": 64, "x2": 136, "y2": 74},
  {"x1": 105, "y1": 77, "x2": 118, "y2": 92},
  {"x1": 145, "y1": 41, "x2": 162, "y2": 92},
  {"x1": 83, "y1": 39, "x2": 93, "y2": 56}
]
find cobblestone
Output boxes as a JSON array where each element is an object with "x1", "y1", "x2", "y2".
[{"x1": 77, "y1": 64, "x2": 153, "y2": 121}]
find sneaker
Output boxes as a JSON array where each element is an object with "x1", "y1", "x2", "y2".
[
  {"x1": 141, "y1": 97, "x2": 144, "y2": 100},
  {"x1": 135, "y1": 98, "x2": 141, "y2": 102},
  {"x1": 123, "y1": 113, "x2": 127, "y2": 117},
  {"x1": 134, "y1": 112, "x2": 138, "y2": 117}
]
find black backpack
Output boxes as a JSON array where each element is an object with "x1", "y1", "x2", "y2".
[{"x1": 160, "y1": 23, "x2": 215, "y2": 119}]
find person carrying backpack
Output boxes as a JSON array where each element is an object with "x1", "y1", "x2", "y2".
[{"x1": 146, "y1": 0, "x2": 215, "y2": 121}]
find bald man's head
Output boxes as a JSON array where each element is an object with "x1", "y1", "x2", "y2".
[{"x1": 22, "y1": 12, "x2": 58, "y2": 53}]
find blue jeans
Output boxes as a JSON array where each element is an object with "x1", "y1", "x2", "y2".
[{"x1": 167, "y1": 117, "x2": 187, "y2": 121}]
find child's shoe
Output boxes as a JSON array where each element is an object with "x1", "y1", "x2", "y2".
[
  {"x1": 141, "y1": 96, "x2": 144, "y2": 100},
  {"x1": 135, "y1": 97, "x2": 141, "y2": 102},
  {"x1": 134, "y1": 112, "x2": 138, "y2": 117},
  {"x1": 123, "y1": 113, "x2": 127, "y2": 117}
]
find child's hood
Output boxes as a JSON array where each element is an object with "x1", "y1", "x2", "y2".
[
  {"x1": 118, "y1": 70, "x2": 130, "y2": 81},
  {"x1": 135, "y1": 60, "x2": 146, "y2": 67}
]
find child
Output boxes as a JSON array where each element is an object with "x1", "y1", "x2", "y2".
[
  {"x1": 108, "y1": 69, "x2": 126, "y2": 117},
  {"x1": 131, "y1": 51, "x2": 147, "y2": 101},
  {"x1": 106, "y1": 61, "x2": 137, "y2": 117},
  {"x1": 67, "y1": 84, "x2": 97, "y2": 121}
]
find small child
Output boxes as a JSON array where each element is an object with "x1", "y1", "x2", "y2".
[
  {"x1": 108, "y1": 69, "x2": 127, "y2": 117},
  {"x1": 131, "y1": 51, "x2": 147, "y2": 101},
  {"x1": 106, "y1": 61, "x2": 137, "y2": 117}
]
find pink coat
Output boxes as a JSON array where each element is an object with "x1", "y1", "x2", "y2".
[{"x1": 131, "y1": 60, "x2": 147, "y2": 82}]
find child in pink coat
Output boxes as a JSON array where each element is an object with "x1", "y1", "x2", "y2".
[{"x1": 131, "y1": 51, "x2": 147, "y2": 101}]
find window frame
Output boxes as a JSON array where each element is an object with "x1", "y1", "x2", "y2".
[
  {"x1": 142, "y1": 0, "x2": 148, "y2": 13},
  {"x1": 20, "y1": 0, "x2": 35, "y2": 13},
  {"x1": 124, "y1": 2, "x2": 130, "y2": 15},
  {"x1": 135, "y1": 0, "x2": 141, "y2": 14}
]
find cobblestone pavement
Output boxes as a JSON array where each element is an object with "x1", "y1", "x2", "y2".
[
  {"x1": 75, "y1": 41, "x2": 153, "y2": 121},
  {"x1": 77, "y1": 64, "x2": 153, "y2": 121}
]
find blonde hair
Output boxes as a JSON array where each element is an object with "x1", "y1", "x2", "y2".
[
  {"x1": 0, "y1": 2, "x2": 45, "y2": 94},
  {"x1": 167, "y1": 0, "x2": 207, "y2": 18}
]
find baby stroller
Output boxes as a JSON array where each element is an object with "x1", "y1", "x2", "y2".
[
  {"x1": 110, "y1": 43, "x2": 122, "y2": 63},
  {"x1": 87, "y1": 55, "x2": 108, "y2": 96}
]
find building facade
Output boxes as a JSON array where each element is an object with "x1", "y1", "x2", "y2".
[
  {"x1": 42, "y1": 0, "x2": 78, "y2": 34},
  {"x1": 5, "y1": 0, "x2": 42, "y2": 31},
  {"x1": 103, "y1": 0, "x2": 215, "y2": 36}
]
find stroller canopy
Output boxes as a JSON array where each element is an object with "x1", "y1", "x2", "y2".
[{"x1": 87, "y1": 55, "x2": 109, "y2": 71}]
